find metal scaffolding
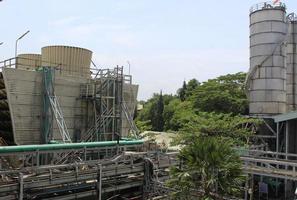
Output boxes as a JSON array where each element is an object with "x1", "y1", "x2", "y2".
[
  {"x1": 80, "y1": 66, "x2": 123, "y2": 142},
  {"x1": 42, "y1": 67, "x2": 71, "y2": 144}
]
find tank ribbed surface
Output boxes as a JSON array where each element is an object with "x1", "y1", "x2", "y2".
[
  {"x1": 286, "y1": 21, "x2": 297, "y2": 111},
  {"x1": 41, "y1": 45, "x2": 92, "y2": 77},
  {"x1": 16, "y1": 54, "x2": 41, "y2": 70},
  {"x1": 248, "y1": 5, "x2": 287, "y2": 115}
]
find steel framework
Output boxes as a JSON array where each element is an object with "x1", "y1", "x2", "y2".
[
  {"x1": 42, "y1": 67, "x2": 71, "y2": 143},
  {"x1": 80, "y1": 66, "x2": 124, "y2": 142}
]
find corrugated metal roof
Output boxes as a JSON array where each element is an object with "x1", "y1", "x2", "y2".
[{"x1": 274, "y1": 111, "x2": 297, "y2": 122}]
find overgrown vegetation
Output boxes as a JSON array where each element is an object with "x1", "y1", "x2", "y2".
[
  {"x1": 136, "y1": 72, "x2": 250, "y2": 133},
  {"x1": 135, "y1": 72, "x2": 260, "y2": 199}
]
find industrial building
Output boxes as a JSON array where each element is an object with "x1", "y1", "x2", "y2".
[
  {"x1": 0, "y1": 45, "x2": 139, "y2": 145},
  {"x1": 244, "y1": 1, "x2": 297, "y2": 199},
  {"x1": 0, "y1": 45, "x2": 176, "y2": 199},
  {"x1": 2, "y1": 1, "x2": 297, "y2": 200}
]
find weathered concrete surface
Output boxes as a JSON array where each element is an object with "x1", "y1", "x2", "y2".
[
  {"x1": 1, "y1": 68, "x2": 138, "y2": 145},
  {"x1": 2, "y1": 68, "x2": 88, "y2": 144}
]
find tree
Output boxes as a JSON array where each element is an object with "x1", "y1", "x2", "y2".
[
  {"x1": 178, "y1": 81, "x2": 187, "y2": 101},
  {"x1": 185, "y1": 79, "x2": 199, "y2": 98},
  {"x1": 175, "y1": 112, "x2": 260, "y2": 146},
  {"x1": 191, "y1": 72, "x2": 248, "y2": 115},
  {"x1": 163, "y1": 100, "x2": 195, "y2": 131},
  {"x1": 135, "y1": 72, "x2": 249, "y2": 132},
  {"x1": 167, "y1": 136, "x2": 244, "y2": 200},
  {"x1": 151, "y1": 91, "x2": 164, "y2": 131}
]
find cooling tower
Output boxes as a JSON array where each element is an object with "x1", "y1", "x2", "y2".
[
  {"x1": 16, "y1": 54, "x2": 41, "y2": 70},
  {"x1": 41, "y1": 45, "x2": 92, "y2": 77},
  {"x1": 248, "y1": 2, "x2": 287, "y2": 115}
]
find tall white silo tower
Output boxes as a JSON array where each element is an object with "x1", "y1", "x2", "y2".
[
  {"x1": 247, "y1": 2, "x2": 287, "y2": 115},
  {"x1": 286, "y1": 14, "x2": 297, "y2": 111}
]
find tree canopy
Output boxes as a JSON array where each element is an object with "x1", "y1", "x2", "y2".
[
  {"x1": 135, "y1": 72, "x2": 258, "y2": 199},
  {"x1": 136, "y1": 72, "x2": 249, "y2": 132}
]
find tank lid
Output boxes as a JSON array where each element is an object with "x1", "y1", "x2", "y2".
[
  {"x1": 250, "y1": 1, "x2": 286, "y2": 13},
  {"x1": 17, "y1": 53, "x2": 41, "y2": 57},
  {"x1": 41, "y1": 45, "x2": 92, "y2": 54}
]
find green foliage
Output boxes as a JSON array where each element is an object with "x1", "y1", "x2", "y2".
[
  {"x1": 164, "y1": 100, "x2": 195, "y2": 131},
  {"x1": 174, "y1": 112, "x2": 260, "y2": 146},
  {"x1": 177, "y1": 81, "x2": 187, "y2": 101},
  {"x1": 191, "y1": 72, "x2": 248, "y2": 115},
  {"x1": 185, "y1": 78, "x2": 199, "y2": 98},
  {"x1": 136, "y1": 92, "x2": 173, "y2": 132},
  {"x1": 135, "y1": 72, "x2": 258, "y2": 199},
  {"x1": 136, "y1": 72, "x2": 248, "y2": 133},
  {"x1": 167, "y1": 137, "x2": 244, "y2": 200},
  {"x1": 135, "y1": 120, "x2": 151, "y2": 133},
  {"x1": 151, "y1": 92, "x2": 164, "y2": 131}
]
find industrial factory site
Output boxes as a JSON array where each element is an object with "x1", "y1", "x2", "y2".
[{"x1": 1, "y1": 0, "x2": 297, "y2": 200}]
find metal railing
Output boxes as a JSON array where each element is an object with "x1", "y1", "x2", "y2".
[
  {"x1": 0, "y1": 57, "x2": 134, "y2": 84},
  {"x1": 250, "y1": 1, "x2": 286, "y2": 13}
]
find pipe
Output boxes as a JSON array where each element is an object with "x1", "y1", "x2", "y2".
[{"x1": 0, "y1": 140, "x2": 143, "y2": 154}]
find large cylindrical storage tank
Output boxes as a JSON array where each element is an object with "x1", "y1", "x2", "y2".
[
  {"x1": 286, "y1": 20, "x2": 297, "y2": 111},
  {"x1": 41, "y1": 45, "x2": 92, "y2": 77},
  {"x1": 16, "y1": 54, "x2": 41, "y2": 70},
  {"x1": 248, "y1": 2, "x2": 287, "y2": 115}
]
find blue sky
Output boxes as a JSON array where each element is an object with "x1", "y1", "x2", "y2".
[{"x1": 1, "y1": 0, "x2": 297, "y2": 100}]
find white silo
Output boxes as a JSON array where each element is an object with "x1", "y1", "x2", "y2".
[
  {"x1": 286, "y1": 15, "x2": 297, "y2": 111},
  {"x1": 247, "y1": 2, "x2": 287, "y2": 115}
]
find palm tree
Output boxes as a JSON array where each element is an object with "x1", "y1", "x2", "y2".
[{"x1": 167, "y1": 136, "x2": 243, "y2": 200}]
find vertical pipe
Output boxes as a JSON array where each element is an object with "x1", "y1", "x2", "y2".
[
  {"x1": 285, "y1": 121, "x2": 289, "y2": 199},
  {"x1": 250, "y1": 174, "x2": 254, "y2": 200},
  {"x1": 245, "y1": 174, "x2": 248, "y2": 200},
  {"x1": 277, "y1": 122, "x2": 279, "y2": 153},
  {"x1": 97, "y1": 164, "x2": 102, "y2": 200},
  {"x1": 291, "y1": 21, "x2": 296, "y2": 110},
  {"x1": 285, "y1": 121, "x2": 289, "y2": 160},
  {"x1": 19, "y1": 173, "x2": 23, "y2": 200}
]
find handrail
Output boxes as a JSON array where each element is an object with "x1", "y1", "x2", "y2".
[
  {"x1": 250, "y1": 1, "x2": 286, "y2": 13},
  {"x1": 0, "y1": 57, "x2": 133, "y2": 83}
]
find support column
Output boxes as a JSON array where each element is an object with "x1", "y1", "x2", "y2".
[
  {"x1": 19, "y1": 173, "x2": 23, "y2": 200},
  {"x1": 97, "y1": 164, "x2": 102, "y2": 200},
  {"x1": 285, "y1": 121, "x2": 289, "y2": 199},
  {"x1": 276, "y1": 122, "x2": 279, "y2": 153}
]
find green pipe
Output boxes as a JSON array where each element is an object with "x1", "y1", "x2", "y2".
[{"x1": 0, "y1": 140, "x2": 143, "y2": 154}]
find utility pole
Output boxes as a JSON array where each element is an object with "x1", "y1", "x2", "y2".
[{"x1": 15, "y1": 30, "x2": 30, "y2": 57}]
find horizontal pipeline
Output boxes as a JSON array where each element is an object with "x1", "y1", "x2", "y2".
[{"x1": 0, "y1": 140, "x2": 144, "y2": 154}]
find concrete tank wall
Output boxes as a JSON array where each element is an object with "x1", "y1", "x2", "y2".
[
  {"x1": 2, "y1": 68, "x2": 89, "y2": 145},
  {"x1": 287, "y1": 21, "x2": 297, "y2": 111},
  {"x1": 248, "y1": 5, "x2": 287, "y2": 115},
  {"x1": 16, "y1": 54, "x2": 41, "y2": 70},
  {"x1": 41, "y1": 46, "x2": 92, "y2": 78}
]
